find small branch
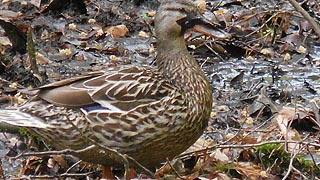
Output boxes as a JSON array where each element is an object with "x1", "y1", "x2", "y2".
[
  {"x1": 125, "y1": 155, "x2": 155, "y2": 178},
  {"x1": 288, "y1": 0, "x2": 320, "y2": 38},
  {"x1": 281, "y1": 144, "x2": 306, "y2": 180},
  {"x1": 166, "y1": 158, "x2": 185, "y2": 180},
  {"x1": 13, "y1": 146, "x2": 95, "y2": 159},
  {"x1": 8, "y1": 172, "x2": 95, "y2": 180},
  {"x1": 26, "y1": 27, "x2": 43, "y2": 84},
  {"x1": 178, "y1": 139, "x2": 320, "y2": 158}
]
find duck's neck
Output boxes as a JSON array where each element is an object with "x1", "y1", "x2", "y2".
[{"x1": 156, "y1": 37, "x2": 213, "y2": 120}]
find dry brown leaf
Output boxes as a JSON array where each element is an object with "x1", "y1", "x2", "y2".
[
  {"x1": 260, "y1": 48, "x2": 274, "y2": 56},
  {"x1": 246, "y1": 55, "x2": 254, "y2": 60},
  {"x1": 138, "y1": 31, "x2": 149, "y2": 38},
  {"x1": 59, "y1": 48, "x2": 73, "y2": 57},
  {"x1": 296, "y1": 45, "x2": 307, "y2": 54},
  {"x1": 30, "y1": 0, "x2": 41, "y2": 9},
  {"x1": 241, "y1": 135, "x2": 258, "y2": 144},
  {"x1": 184, "y1": 136, "x2": 212, "y2": 153},
  {"x1": 36, "y1": 52, "x2": 49, "y2": 65},
  {"x1": 149, "y1": 47, "x2": 155, "y2": 53},
  {"x1": 195, "y1": 0, "x2": 206, "y2": 13},
  {"x1": 76, "y1": 53, "x2": 85, "y2": 61},
  {"x1": 68, "y1": 23, "x2": 77, "y2": 30},
  {"x1": 215, "y1": 173, "x2": 231, "y2": 180},
  {"x1": 210, "y1": 149, "x2": 229, "y2": 162},
  {"x1": 283, "y1": 53, "x2": 291, "y2": 61},
  {"x1": 51, "y1": 155, "x2": 68, "y2": 170},
  {"x1": 0, "y1": 163, "x2": 3, "y2": 178},
  {"x1": 235, "y1": 162, "x2": 268, "y2": 179},
  {"x1": 106, "y1": 24, "x2": 129, "y2": 40},
  {"x1": 88, "y1": 18, "x2": 96, "y2": 24},
  {"x1": 109, "y1": 55, "x2": 118, "y2": 63},
  {"x1": 274, "y1": 106, "x2": 302, "y2": 151},
  {"x1": 147, "y1": 11, "x2": 156, "y2": 17},
  {"x1": 0, "y1": 36, "x2": 11, "y2": 46},
  {"x1": 18, "y1": 156, "x2": 42, "y2": 177}
]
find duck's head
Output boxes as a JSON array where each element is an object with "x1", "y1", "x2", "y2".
[
  {"x1": 155, "y1": 0, "x2": 228, "y2": 49},
  {"x1": 155, "y1": 0, "x2": 202, "y2": 40}
]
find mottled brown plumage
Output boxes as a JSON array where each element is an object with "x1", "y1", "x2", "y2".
[{"x1": 0, "y1": 0, "x2": 214, "y2": 169}]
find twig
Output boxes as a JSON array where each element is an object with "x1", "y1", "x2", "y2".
[
  {"x1": 13, "y1": 146, "x2": 95, "y2": 159},
  {"x1": 203, "y1": 41, "x2": 225, "y2": 61},
  {"x1": 26, "y1": 27, "x2": 42, "y2": 84},
  {"x1": 166, "y1": 158, "x2": 185, "y2": 180},
  {"x1": 310, "y1": 98, "x2": 320, "y2": 126},
  {"x1": 8, "y1": 172, "x2": 95, "y2": 180},
  {"x1": 292, "y1": 166, "x2": 309, "y2": 180},
  {"x1": 288, "y1": 0, "x2": 320, "y2": 38},
  {"x1": 282, "y1": 144, "x2": 306, "y2": 180},
  {"x1": 125, "y1": 155, "x2": 155, "y2": 178},
  {"x1": 178, "y1": 139, "x2": 320, "y2": 158},
  {"x1": 65, "y1": 160, "x2": 82, "y2": 173}
]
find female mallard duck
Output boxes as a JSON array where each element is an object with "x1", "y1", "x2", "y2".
[{"x1": 0, "y1": 0, "x2": 221, "y2": 175}]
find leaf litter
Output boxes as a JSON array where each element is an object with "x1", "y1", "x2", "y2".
[{"x1": 0, "y1": 0, "x2": 319, "y2": 179}]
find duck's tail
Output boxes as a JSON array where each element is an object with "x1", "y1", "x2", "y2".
[{"x1": 0, "y1": 109, "x2": 50, "y2": 129}]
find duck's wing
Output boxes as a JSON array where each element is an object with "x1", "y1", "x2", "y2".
[{"x1": 38, "y1": 66, "x2": 175, "y2": 111}]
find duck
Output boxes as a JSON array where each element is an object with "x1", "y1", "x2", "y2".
[{"x1": 0, "y1": 0, "x2": 226, "y2": 178}]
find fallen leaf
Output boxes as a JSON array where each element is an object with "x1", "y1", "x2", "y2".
[
  {"x1": 109, "y1": 55, "x2": 118, "y2": 63},
  {"x1": 274, "y1": 106, "x2": 304, "y2": 152},
  {"x1": 0, "y1": 37, "x2": 12, "y2": 46},
  {"x1": 260, "y1": 48, "x2": 274, "y2": 56},
  {"x1": 296, "y1": 45, "x2": 306, "y2": 54},
  {"x1": 147, "y1": 11, "x2": 156, "y2": 17},
  {"x1": 59, "y1": 48, "x2": 73, "y2": 57},
  {"x1": 235, "y1": 162, "x2": 267, "y2": 179},
  {"x1": 30, "y1": 0, "x2": 41, "y2": 9},
  {"x1": 68, "y1": 23, "x2": 77, "y2": 30},
  {"x1": 36, "y1": 52, "x2": 49, "y2": 65},
  {"x1": 138, "y1": 31, "x2": 148, "y2": 38},
  {"x1": 106, "y1": 24, "x2": 129, "y2": 40},
  {"x1": 211, "y1": 149, "x2": 229, "y2": 162},
  {"x1": 88, "y1": 18, "x2": 96, "y2": 24},
  {"x1": 195, "y1": 0, "x2": 206, "y2": 13},
  {"x1": 0, "y1": 10, "x2": 19, "y2": 20},
  {"x1": 283, "y1": 53, "x2": 291, "y2": 61}
]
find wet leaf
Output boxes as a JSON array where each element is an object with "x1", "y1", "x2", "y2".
[
  {"x1": 0, "y1": 10, "x2": 19, "y2": 20},
  {"x1": 0, "y1": 20, "x2": 27, "y2": 53}
]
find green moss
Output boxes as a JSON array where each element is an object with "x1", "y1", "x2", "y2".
[
  {"x1": 254, "y1": 143, "x2": 320, "y2": 178},
  {"x1": 18, "y1": 128, "x2": 44, "y2": 146}
]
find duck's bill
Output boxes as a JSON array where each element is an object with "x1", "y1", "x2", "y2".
[
  {"x1": 192, "y1": 23, "x2": 231, "y2": 39},
  {"x1": 176, "y1": 14, "x2": 231, "y2": 39}
]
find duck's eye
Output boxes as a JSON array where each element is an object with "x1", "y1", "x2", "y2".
[
  {"x1": 177, "y1": 7, "x2": 187, "y2": 13},
  {"x1": 176, "y1": 12, "x2": 201, "y2": 31}
]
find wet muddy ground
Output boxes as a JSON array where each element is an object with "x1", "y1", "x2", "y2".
[{"x1": 0, "y1": 0, "x2": 319, "y2": 179}]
